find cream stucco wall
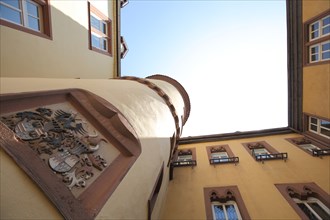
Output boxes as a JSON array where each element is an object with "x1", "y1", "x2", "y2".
[
  {"x1": 160, "y1": 133, "x2": 330, "y2": 220},
  {"x1": 302, "y1": 1, "x2": 330, "y2": 119},
  {"x1": 0, "y1": 0, "x2": 116, "y2": 79},
  {"x1": 0, "y1": 77, "x2": 187, "y2": 219}
]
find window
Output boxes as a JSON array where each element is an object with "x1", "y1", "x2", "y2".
[
  {"x1": 172, "y1": 148, "x2": 196, "y2": 167},
  {"x1": 286, "y1": 137, "x2": 330, "y2": 157},
  {"x1": 204, "y1": 186, "x2": 250, "y2": 220},
  {"x1": 206, "y1": 145, "x2": 239, "y2": 165},
  {"x1": 0, "y1": 0, "x2": 52, "y2": 38},
  {"x1": 88, "y1": 1, "x2": 112, "y2": 56},
  {"x1": 309, "y1": 15, "x2": 330, "y2": 41},
  {"x1": 242, "y1": 141, "x2": 288, "y2": 162},
  {"x1": 304, "y1": 10, "x2": 330, "y2": 65},
  {"x1": 275, "y1": 183, "x2": 330, "y2": 220},
  {"x1": 309, "y1": 116, "x2": 330, "y2": 139},
  {"x1": 212, "y1": 201, "x2": 242, "y2": 220},
  {"x1": 303, "y1": 114, "x2": 330, "y2": 146},
  {"x1": 293, "y1": 197, "x2": 330, "y2": 220},
  {"x1": 309, "y1": 41, "x2": 330, "y2": 63}
]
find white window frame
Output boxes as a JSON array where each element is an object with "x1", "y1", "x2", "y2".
[
  {"x1": 322, "y1": 15, "x2": 330, "y2": 36},
  {"x1": 212, "y1": 201, "x2": 242, "y2": 220},
  {"x1": 293, "y1": 197, "x2": 330, "y2": 220},
  {"x1": 309, "y1": 117, "x2": 330, "y2": 139},
  {"x1": 90, "y1": 13, "x2": 108, "y2": 52},
  {"x1": 309, "y1": 41, "x2": 330, "y2": 63},
  {"x1": 0, "y1": 0, "x2": 42, "y2": 32},
  {"x1": 309, "y1": 15, "x2": 330, "y2": 41}
]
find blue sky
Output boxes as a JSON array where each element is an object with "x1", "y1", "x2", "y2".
[{"x1": 121, "y1": 0, "x2": 288, "y2": 137}]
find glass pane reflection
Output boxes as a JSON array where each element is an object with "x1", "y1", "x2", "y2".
[{"x1": 0, "y1": 4, "x2": 22, "y2": 24}]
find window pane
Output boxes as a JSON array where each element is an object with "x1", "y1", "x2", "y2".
[
  {"x1": 0, "y1": 4, "x2": 22, "y2": 24},
  {"x1": 309, "y1": 202, "x2": 330, "y2": 220},
  {"x1": 311, "y1": 117, "x2": 318, "y2": 125},
  {"x1": 322, "y1": 43, "x2": 330, "y2": 51},
  {"x1": 213, "y1": 205, "x2": 226, "y2": 220},
  {"x1": 1, "y1": 0, "x2": 20, "y2": 9},
  {"x1": 322, "y1": 51, "x2": 330, "y2": 60},
  {"x1": 91, "y1": 15, "x2": 100, "y2": 30},
  {"x1": 311, "y1": 46, "x2": 318, "y2": 54},
  {"x1": 311, "y1": 54, "x2": 318, "y2": 62},
  {"x1": 297, "y1": 203, "x2": 319, "y2": 220},
  {"x1": 320, "y1": 120, "x2": 330, "y2": 129},
  {"x1": 101, "y1": 38, "x2": 107, "y2": 51},
  {"x1": 28, "y1": 16, "x2": 40, "y2": 31},
  {"x1": 310, "y1": 124, "x2": 318, "y2": 132},
  {"x1": 311, "y1": 22, "x2": 319, "y2": 31},
  {"x1": 323, "y1": 26, "x2": 330, "y2": 35},
  {"x1": 320, "y1": 128, "x2": 330, "y2": 137},
  {"x1": 101, "y1": 22, "x2": 107, "y2": 34},
  {"x1": 323, "y1": 16, "x2": 330, "y2": 26},
  {"x1": 92, "y1": 34, "x2": 100, "y2": 48},
  {"x1": 27, "y1": 1, "x2": 39, "y2": 17},
  {"x1": 311, "y1": 31, "x2": 319, "y2": 39},
  {"x1": 225, "y1": 204, "x2": 239, "y2": 220}
]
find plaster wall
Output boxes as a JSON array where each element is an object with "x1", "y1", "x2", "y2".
[
  {"x1": 303, "y1": 65, "x2": 330, "y2": 119},
  {"x1": 160, "y1": 133, "x2": 330, "y2": 219},
  {"x1": 0, "y1": 77, "x2": 186, "y2": 219},
  {"x1": 302, "y1": 1, "x2": 330, "y2": 119},
  {"x1": 0, "y1": 0, "x2": 116, "y2": 79},
  {"x1": 149, "y1": 79, "x2": 187, "y2": 129},
  {"x1": 302, "y1": 0, "x2": 330, "y2": 22}
]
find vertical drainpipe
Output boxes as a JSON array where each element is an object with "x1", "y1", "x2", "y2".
[{"x1": 114, "y1": 0, "x2": 121, "y2": 78}]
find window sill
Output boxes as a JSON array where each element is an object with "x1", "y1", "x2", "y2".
[
  {"x1": 303, "y1": 58, "x2": 330, "y2": 67},
  {"x1": 0, "y1": 19, "x2": 52, "y2": 40}
]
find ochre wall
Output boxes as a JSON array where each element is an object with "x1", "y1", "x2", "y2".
[
  {"x1": 0, "y1": 0, "x2": 116, "y2": 79},
  {"x1": 302, "y1": 1, "x2": 330, "y2": 119},
  {"x1": 160, "y1": 133, "x2": 330, "y2": 219}
]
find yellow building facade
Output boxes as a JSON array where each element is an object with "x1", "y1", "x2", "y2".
[{"x1": 161, "y1": 132, "x2": 329, "y2": 219}]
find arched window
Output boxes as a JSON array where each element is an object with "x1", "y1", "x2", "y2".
[
  {"x1": 276, "y1": 183, "x2": 330, "y2": 220},
  {"x1": 204, "y1": 186, "x2": 250, "y2": 220},
  {"x1": 293, "y1": 197, "x2": 330, "y2": 220},
  {"x1": 212, "y1": 200, "x2": 242, "y2": 220}
]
